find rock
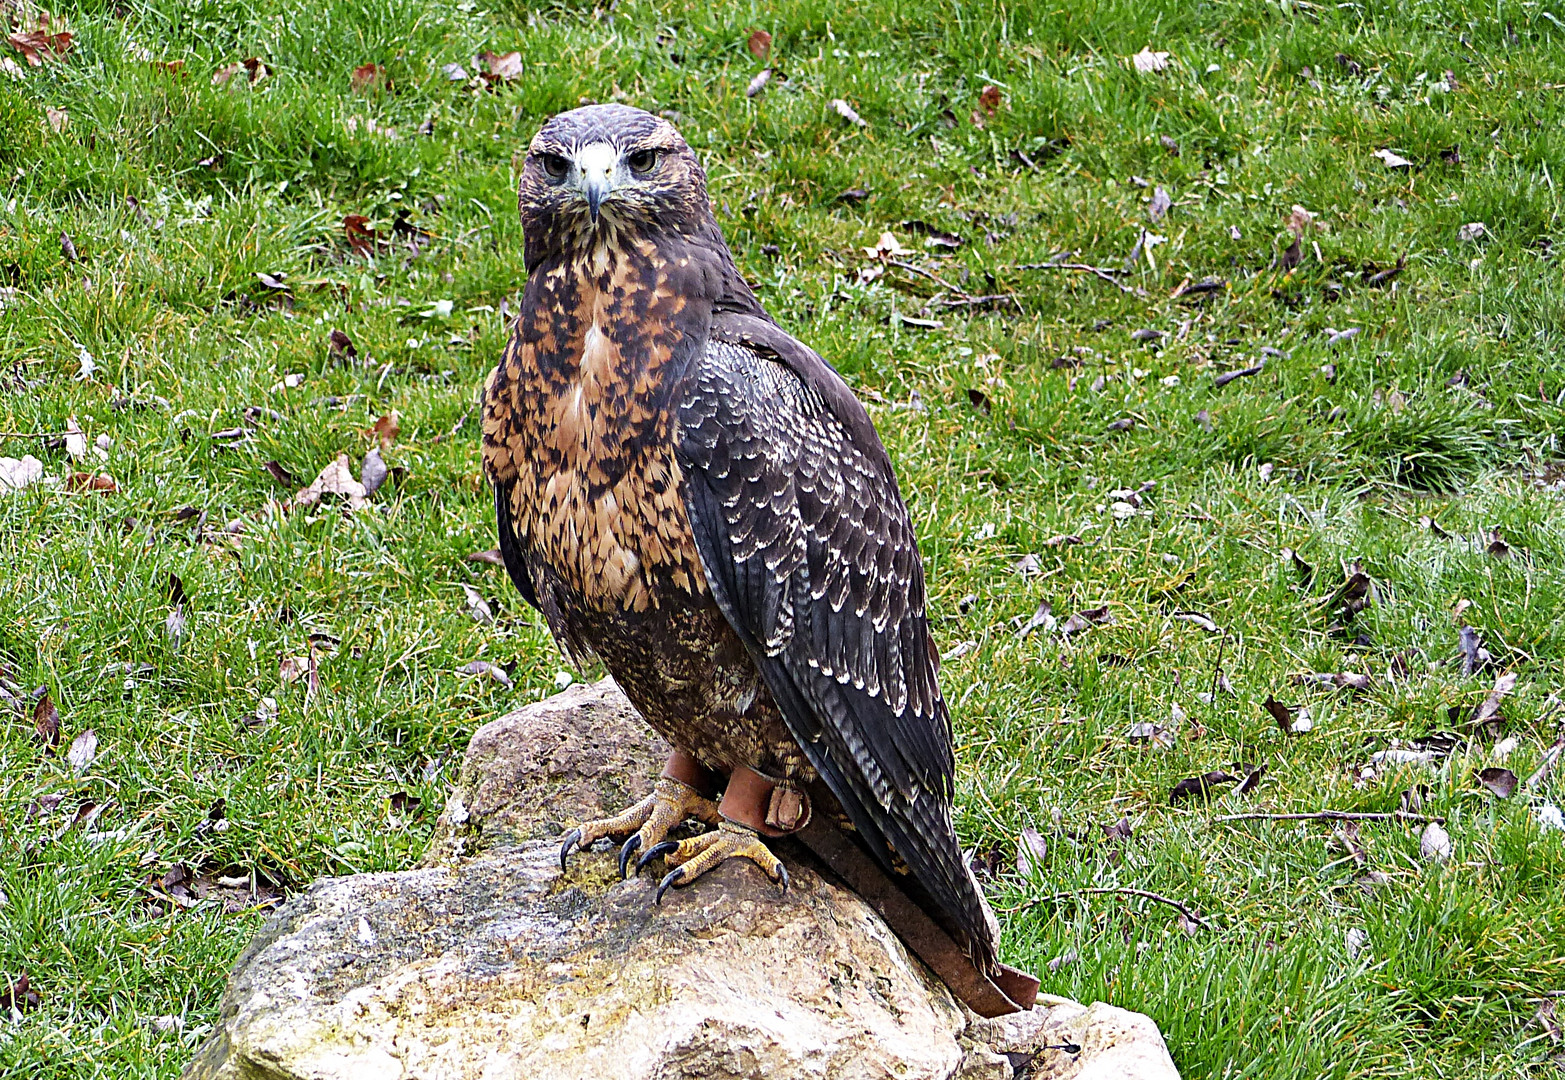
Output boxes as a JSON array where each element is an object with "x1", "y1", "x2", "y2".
[{"x1": 184, "y1": 680, "x2": 1181, "y2": 1080}]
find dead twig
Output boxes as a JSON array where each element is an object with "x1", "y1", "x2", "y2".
[
  {"x1": 1525, "y1": 734, "x2": 1564, "y2": 792},
  {"x1": 1215, "y1": 810, "x2": 1445, "y2": 825},
  {"x1": 1013, "y1": 887, "x2": 1209, "y2": 926},
  {"x1": 0, "y1": 432, "x2": 65, "y2": 439},
  {"x1": 885, "y1": 258, "x2": 1022, "y2": 313},
  {"x1": 885, "y1": 258, "x2": 968, "y2": 297},
  {"x1": 1014, "y1": 258, "x2": 1140, "y2": 294}
]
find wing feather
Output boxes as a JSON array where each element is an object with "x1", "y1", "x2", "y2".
[{"x1": 676, "y1": 314, "x2": 997, "y2": 970}]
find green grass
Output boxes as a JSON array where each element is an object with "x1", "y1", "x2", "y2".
[{"x1": 3, "y1": 0, "x2": 1565, "y2": 1076}]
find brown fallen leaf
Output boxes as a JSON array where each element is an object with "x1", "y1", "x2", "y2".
[
  {"x1": 967, "y1": 388, "x2": 992, "y2": 415},
  {"x1": 480, "y1": 50, "x2": 523, "y2": 83},
  {"x1": 328, "y1": 328, "x2": 358, "y2": 362},
  {"x1": 8, "y1": 30, "x2": 73, "y2": 67},
  {"x1": 262, "y1": 460, "x2": 298, "y2": 488},
  {"x1": 1264, "y1": 694, "x2": 1312, "y2": 734},
  {"x1": 350, "y1": 63, "x2": 386, "y2": 91},
  {"x1": 1471, "y1": 671, "x2": 1517, "y2": 726},
  {"x1": 1102, "y1": 816, "x2": 1133, "y2": 842},
  {"x1": 1457, "y1": 625, "x2": 1492, "y2": 676},
  {"x1": 34, "y1": 691, "x2": 60, "y2": 751},
  {"x1": 67, "y1": 472, "x2": 118, "y2": 493},
  {"x1": 293, "y1": 454, "x2": 368, "y2": 511},
  {"x1": 343, "y1": 215, "x2": 383, "y2": 258},
  {"x1": 978, "y1": 84, "x2": 1003, "y2": 116},
  {"x1": 1060, "y1": 606, "x2": 1113, "y2": 638},
  {"x1": 1041, "y1": 534, "x2": 1082, "y2": 548},
  {"x1": 746, "y1": 28, "x2": 772, "y2": 60},
  {"x1": 45, "y1": 106, "x2": 68, "y2": 132},
  {"x1": 1476, "y1": 767, "x2": 1517, "y2": 798},
  {"x1": 1234, "y1": 766, "x2": 1266, "y2": 795},
  {"x1": 1485, "y1": 528, "x2": 1511, "y2": 559},
  {"x1": 1169, "y1": 771, "x2": 1239, "y2": 803},
  {"x1": 0, "y1": 972, "x2": 41, "y2": 1012},
  {"x1": 369, "y1": 411, "x2": 400, "y2": 449},
  {"x1": 279, "y1": 655, "x2": 310, "y2": 683},
  {"x1": 465, "y1": 549, "x2": 505, "y2": 567},
  {"x1": 213, "y1": 56, "x2": 269, "y2": 86}
]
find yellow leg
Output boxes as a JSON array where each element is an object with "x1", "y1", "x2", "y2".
[
  {"x1": 650, "y1": 820, "x2": 789, "y2": 903},
  {"x1": 558, "y1": 776, "x2": 722, "y2": 879}
]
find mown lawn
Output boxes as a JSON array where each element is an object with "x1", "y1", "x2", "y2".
[{"x1": 2, "y1": 0, "x2": 1564, "y2": 1076}]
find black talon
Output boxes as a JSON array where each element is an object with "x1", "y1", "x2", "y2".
[
  {"x1": 635, "y1": 840, "x2": 680, "y2": 876},
  {"x1": 559, "y1": 827, "x2": 583, "y2": 872},
  {"x1": 655, "y1": 866, "x2": 686, "y2": 905},
  {"x1": 775, "y1": 862, "x2": 790, "y2": 894},
  {"x1": 617, "y1": 834, "x2": 643, "y2": 879}
]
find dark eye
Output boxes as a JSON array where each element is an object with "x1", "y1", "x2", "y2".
[
  {"x1": 627, "y1": 148, "x2": 659, "y2": 175},
  {"x1": 539, "y1": 153, "x2": 570, "y2": 180}
]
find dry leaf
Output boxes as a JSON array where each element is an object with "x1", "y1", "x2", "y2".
[
  {"x1": 1471, "y1": 671, "x2": 1517, "y2": 725},
  {"x1": 1264, "y1": 694, "x2": 1312, "y2": 734},
  {"x1": 1016, "y1": 827, "x2": 1047, "y2": 875},
  {"x1": 1148, "y1": 186, "x2": 1171, "y2": 223},
  {"x1": 278, "y1": 655, "x2": 310, "y2": 683},
  {"x1": 978, "y1": 85, "x2": 1003, "y2": 115},
  {"x1": 461, "y1": 584, "x2": 494, "y2": 625},
  {"x1": 1457, "y1": 625, "x2": 1492, "y2": 676},
  {"x1": 370, "y1": 411, "x2": 400, "y2": 449},
  {"x1": 1060, "y1": 606, "x2": 1113, "y2": 638},
  {"x1": 343, "y1": 215, "x2": 382, "y2": 258},
  {"x1": 1286, "y1": 205, "x2": 1316, "y2": 237},
  {"x1": 45, "y1": 106, "x2": 68, "y2": 132},
  {"x1": 1015, "y1": 600, "x2": 1056, "y2": 639},
  {"x1": 67, "y1": 472, "x2": 118, "y2": 493},
  {"x1": 1169, "y1": 771, "x2": 1238, "y2": 803},
  {"x1": 1173, "y1": 611, "x2": 1220, "y2": 633},
  {"x1": 8, "y1": 30, "x2": 73, "y2": 67},
  {"x1": 350, "y1": 63, "x2": 385, "y2": 91},
  {"x1": 459, "y1": 659, "x2": 512, "y2": 688},
  {"x1": 63, "y1": 416, "x2": 86, "y2": 460},
  {"x1": 466, "y1": 549, "x2": 505, "y2": 567},
  {"x1": 34, "y1": 692, "x2": 60, "y2": 750},
  {"x1": 746, "y1": 28, "x2": 772, "y2": 60},
  {"x1": 360, "y1": 448, "x2": 388, "y2": 498},
  {"x1": 480, "y1": 51, "x2": 523, "y2": 82},
  {"x1": 1130, "y1": 48, "x2": 1171, "y2": 73},
  {"x1": 293, "y1": 455, "x2": 368, "y2": 511},
  {"x1": 1419, "y1": 822, "x2": 1452, "y2": 862},
  {"x1": 67, "y1": 728, "x2": 97, "y2": 773},
  {"x1": 830, "y1": 98, "x2": 866, "y2": 127},
  {"x1": 1476, "y1": 767, "x2": 1517, "y2": 798},
  {"x1": 1373, "y1": 148, "x2": 1413, "y2": 169}
]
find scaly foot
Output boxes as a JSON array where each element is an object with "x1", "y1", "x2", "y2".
[
  {"x1": 638, "y1": 819, "x2": 789, "y2": 903},
  {"x1": 558, "y1": 776, "x2": 722, "y2": 878}
]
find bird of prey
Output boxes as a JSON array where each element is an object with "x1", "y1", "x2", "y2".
[{"x1": 481, "y1": 104, "x2": 1032, "y2": 1014}]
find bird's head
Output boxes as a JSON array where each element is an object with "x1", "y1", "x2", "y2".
[{"x1": 519, "y1": 104, "x2": 709, "y2": 254}]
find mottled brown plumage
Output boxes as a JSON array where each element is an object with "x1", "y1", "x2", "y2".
[{"x1": 480, "y1": 104, "x2": 1000, "y2": 977}]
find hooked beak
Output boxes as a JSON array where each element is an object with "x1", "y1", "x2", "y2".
[
  {"x1": 574, "y1": 142, "x2": 617, "y2": 224},
  {"x1": 584, "y1": 175, "x2": 610, "y2": 222}
]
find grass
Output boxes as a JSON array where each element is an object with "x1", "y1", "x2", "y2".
[{"x1": 2, "y1": 0, "x2": 1564, "y2": 1075}]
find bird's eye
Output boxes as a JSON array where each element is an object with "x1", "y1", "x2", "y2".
[
  {"x1": 626, "y1": 148, "x2": 659, "y2": 176},
  {"x1": 539, "y1": 153, "x2": 570, "y2": 180}
]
